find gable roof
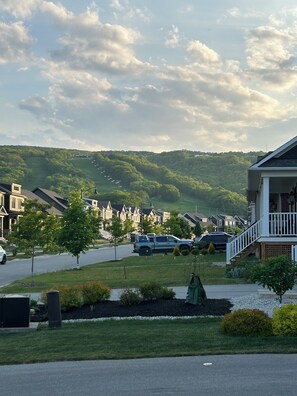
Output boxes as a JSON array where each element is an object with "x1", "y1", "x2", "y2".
[
  {"x1": 32, "y1": 187, "x2": 68, "y2": 212},
  {"x1": 22, "y1": 189, "x2": 64, "y2": 216},
  {"x1": 250, "y1": 136, "x2": 297, "y2": 169}
]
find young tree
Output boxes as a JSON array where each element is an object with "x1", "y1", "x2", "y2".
[
  {"x1": 193, "y1": 221, "x2": 202, "y2": 238},
  {"x1": 251, "y1": 256, "x2": 297, "y2": 303},
  {"x1": 163, "y1": 211, "x2": 191, "y2": 238},
  {"x1": 57, "y1": 191, "x2": 100, "y2": 269},
  {"x1": 107, "y1": 217, "x2": 134, "y2": 262},
  {"x1": 9, "y1": 199, "x2": 61, "y2": 285}
]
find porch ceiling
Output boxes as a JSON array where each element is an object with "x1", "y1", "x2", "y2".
[{"x1": 248, "y1": 170, "x2": 297, "y2": 193}]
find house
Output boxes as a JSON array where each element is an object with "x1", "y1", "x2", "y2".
[
  {"x1": 155, "y1": 210, "x2": 171, "y2": 224},
  {"x1": 112, "y1": 204, "x2": 127, "y2": 223},
  {"x1": 142, "y1": 208, "x2": 158, "y2": 224},
  {"x1": 210, "y1": 214, "x2": 236, "y2": 232},
  {"x1": 0, "y1": 190, "x2": 8, "y2": 241},
  {"x1": 98, "y1": 201, "x2": 113, "y2": 226},
  {"x1": 0, "y1": 182, "x2": 26, "y2": 237},
  {"x1": 226, "y1": 136, "x2": 297, "y2": 264},
  {"x1": 22, "y1": 189, "x2": 64, "y2": 216},
  {"x1": 32, "y1": 188, "x2": 68, "y2": 214}
]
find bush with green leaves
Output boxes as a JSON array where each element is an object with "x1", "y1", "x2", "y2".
[
  {"x1": 119, "y1": 288, "x2": 142, "y2": 305},
  {"x1": 173, "y1": 246, "x2": 180, "y2": 256},
  {"x1": 272, "y1": 304, "x2": 297, "y2": 336},
  {"x1": 80, "y1": 281, "x2": 111, "y2": 305},
  {"x1": 181, "y1": 248, "x2": 190, "y2": 256},
  {"x1": 200, "y1": 248, "x2": 208, "y2": 255},
  {"x1": 191, "y1": 248, "x2": 199, "y2": 256},
  {"x1": 220, "y1": 309, "x2": 272, "y2": 336},
  {"x1": 251, "y1": 256, "x2": 296, "y2": 303},
  {"x1": 139, "y1": 282, "x2": 163, "y2": 301},
  {"x1": 161, "y1": 286, "x2": 176, "y2": 300},
  {"x1": 42, "y1": 284, "x2": 83, "y2": 312}
]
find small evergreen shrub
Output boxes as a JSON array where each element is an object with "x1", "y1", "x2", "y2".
[
  {"x1": 173, "y1": 246, "x2": 180, "y2": 256},
  {"x1": 139, "y1": 282, "x2": 163, "y2": 301},
  {"x1": 181, "y1": 248, "x2": 190, "y2": 256},
  {"x1": 191, "y1": 248, "x2": 199, "y2": 256},
  {"x1": 272, "y1": 304, "x2": 297, "y2": 336},
  {"x1": 119, "y1": 288, "x2": 142, "y2": 305},
  {"x1": 220, "y1": 309, "x2": 272, "y2": 336},
  {"x1": 200, "y1": 248, "x2": 208, "y2": 255},
  {"x1": 208, "y1": 242, "x2": 216, "y2": 255},
  {"x1": 225, "y1": 266, "x2": 248, "y2": 279},
  {"x1": 161, "y1": 286, "x2": 176, "y2": 300},
  {"x1": 42, "y1": 285, "x2": 83, "y2": 311},
  {"x1": 81, "y1": 281, "x2": 111, "y2": 305}
]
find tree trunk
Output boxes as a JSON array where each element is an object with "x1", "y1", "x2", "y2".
[
  {"x1": 31, "y1": 246, "x2": 35, "y2": 286},
  {"x1": 114, "y1": 240, "x2": 117, "y2": 261},
  {"x1": 76, "y1": 254, "x2": 80, "y2": 269}
]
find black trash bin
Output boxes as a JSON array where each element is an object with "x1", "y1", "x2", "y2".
[{"x1": 0, "y1": 294, "x2": 30, "y2": 328}]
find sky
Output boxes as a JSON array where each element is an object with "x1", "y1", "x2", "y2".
[{"x1": 1, "y1": 1, "x2": 297, "y2": 153}]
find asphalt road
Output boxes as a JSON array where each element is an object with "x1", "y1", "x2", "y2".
[
  {"x1": 0, "y1": 244, "x2": 135, "y2": 288},
  {"x1": 1, "y1": 354, "x2": 297, "y2": 396}
]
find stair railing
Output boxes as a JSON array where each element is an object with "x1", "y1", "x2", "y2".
[{"x1": 226, "y1": 219, "x2": 262, "y2": 264}]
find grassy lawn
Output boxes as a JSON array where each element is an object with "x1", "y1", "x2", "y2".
[
  {"x1": 0, "y1": 253, "x2": 246, "y2": 294},
  {"x1": 0, "y1": 317, "x2": 296, "y2": 365}
]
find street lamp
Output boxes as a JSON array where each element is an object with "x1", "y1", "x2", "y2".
[{"x1": 80, "y1": 186, "x2": 97, "y2": 199}]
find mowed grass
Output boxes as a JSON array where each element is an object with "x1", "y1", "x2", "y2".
[
  {"x1": 0, "y1": 253, "x2": 245, "y2": 293},
  {"x1": 1, "y1": 318, "x2": 297, "y2": 365}
]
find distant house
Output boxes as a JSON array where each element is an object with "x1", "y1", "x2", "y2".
[
  {"x1": 0, "y1": 182, "x2": 26, "y2": 237},
  {"x1": 32, "y1": 188, "x2": 68, "y2": 214},
  {"x1": 210, "y1": 214, "x2": 236, "y2": 232},
  {"x1": 155, "y1": 210, "x2": 171, "y2": 224},
  {"x1": 227, "y1": 136, "x2": 297, "y2": 264},
  {"x1": 142, "y1": 208, "x2": 158, "y2": 224},
  {"x1": 98, "y1": 201, "x2": 113, "y2": 226},
  {"x1": 22, "y1": 189, "x2": 64, "y2": 216},
  {"x1": 112, "y1": 204, "x2": 127, "y2": 223},
  {"x1": 0, "y1": 190, "x2": 8, "y2": 241}
]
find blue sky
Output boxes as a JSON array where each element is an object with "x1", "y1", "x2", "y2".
[{"x1": 1, "y1": 1, "x2": 297, "y2": 153}]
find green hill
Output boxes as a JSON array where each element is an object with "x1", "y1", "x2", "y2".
[{"x1": 0, "y1": 145, "x2": 263, "y2": 215}]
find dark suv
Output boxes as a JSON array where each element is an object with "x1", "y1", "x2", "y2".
[{"x1": 195, "y1": 232, "x2": 232, "y2": 251}]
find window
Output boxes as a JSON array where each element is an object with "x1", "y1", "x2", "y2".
[{"x1": 156, "y1": 236, "x2": 168, "y2": 242}]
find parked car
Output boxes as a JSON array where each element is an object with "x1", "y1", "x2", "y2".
[
  {"x1": 0, "y1": 246, "x2": 7, "y2": 264},
  {"x1": 195, "y1": 232, "x2": 232, "y2": 251}
]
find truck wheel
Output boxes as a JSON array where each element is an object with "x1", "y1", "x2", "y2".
[
  {"x1": 139, "y1": 247, "x2": 151, "y2": 256},
  {"x1": 180, "y1": 246, "x2": 190, "y2": 253},
  {"x1": 0, "y1": 255, "x2": 6, "y2": 265}
]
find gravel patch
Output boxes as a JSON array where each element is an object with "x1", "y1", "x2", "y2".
[{"x1": 230, "y1": 293, "x2": 297, "y2": 317}]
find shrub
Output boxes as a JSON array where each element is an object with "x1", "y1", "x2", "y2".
[
  {"x1": 139, "y1": 282, "x2": 163, "y2": 301},
  {"x1": 81, "y1": 281, "x2": 111, "y2": 305},
  {"x1": 225, "y1": 266, "x2": 248, "y2": 279},
  {"x1": 200, "y1": 248, "x2": 208, "y2": 255},
  {"x1": 181, "y1": 248, "x2": 190, "y2": 256},
  {"x1": 41, "y1": 285, "x2": 83, "y2": 311},
  {"x1": 220, "y1": 309, "x2": 272, "y2": 336},
  {"x1": 120, "y1": 288, "x2": 142, "y2": 305},
  {"x1": 173, "y1": 246, "x2": 180, "y2": 256},
  {"x1": 191, "y1": 248, "x2": 199, "y2": 256},
  {"x1": 272, "y1": 304, "x2": 297, "y2": 336},
  {"x1": 208, "y1": 242, "x2": 215, "y2": 255},
  {"x1": 251, "y1": 256, "x2": 296, "y2": 303},
  {"x1": 161, "y1": 286, "x2": 176, "y2": 300}
]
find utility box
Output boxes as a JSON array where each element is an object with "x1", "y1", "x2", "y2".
[{"x1": 0, "y1": 295, "x2": 30, "y2": 328}]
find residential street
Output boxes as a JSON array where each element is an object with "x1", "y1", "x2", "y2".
[
  {"x1": 0, "y1": 244, "x2": 135, "y2": 288},
  {"x1": 1, "y1": 354, "x2": 297, "y2": 396}
]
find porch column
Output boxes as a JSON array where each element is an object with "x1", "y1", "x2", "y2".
[{"x1": 262, "y1": 176, "x2": 270, "y2": 236}]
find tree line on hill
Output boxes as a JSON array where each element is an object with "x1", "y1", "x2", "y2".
[{"x1": 0, "y1": 145, "x2": 262, "y2": 215}]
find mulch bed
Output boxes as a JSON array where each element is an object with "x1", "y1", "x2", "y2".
[{"x1": 32, "y1": 299, "x2": 233, "y2": 322}]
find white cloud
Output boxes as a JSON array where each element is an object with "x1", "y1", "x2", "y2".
[
  {"x1": 110, "y1": 0, "x2": 151, "y2": 22},
  {"x1": 0, "y1": 0, "x2": 39, "y2": 19},
  {"x1": 165, "y1": 25, "x2": 180, "y2": 48},
  {"x1": 0, "y1": 21, "x2": 34, "y2": 64},
  {"x1": 246, "y1": 23, "x2": 297, "y2": 90},
  {"x1": 186, "y1": 41, "x2": 221, "y2": 64}
]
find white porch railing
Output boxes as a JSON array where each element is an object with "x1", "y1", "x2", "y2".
[
  {"x1": 269, "y1": 212, "x2": 297, "y2": 236},
  {"x1": 226, "y1": 212, "x2": 297, "y2": 264},
  {"x1": 226, "y1": 219, "x2": 262, "y2": 264}
]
